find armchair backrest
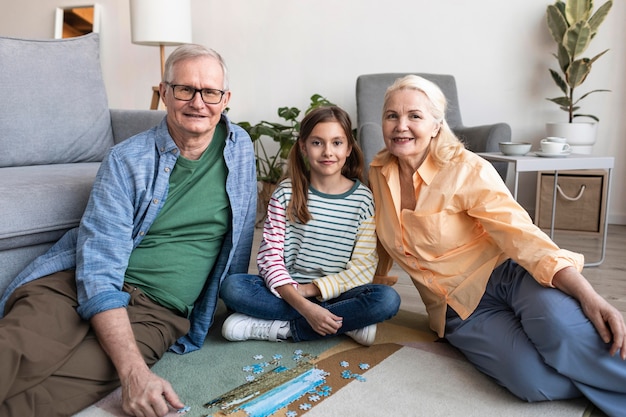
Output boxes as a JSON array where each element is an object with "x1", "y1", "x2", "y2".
[{"x1": 356, "y1": 72, "x2": 510, "y2": 180}]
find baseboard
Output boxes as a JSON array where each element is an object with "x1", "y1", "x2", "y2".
[{"x1": 608, "y1": 213, "x2": 626, "y2": 225}]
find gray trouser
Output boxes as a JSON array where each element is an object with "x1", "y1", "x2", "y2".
[
  {"x1": 445, "y1": 259, "x2": 626, "y2": 417},
  {"x1": 0, "y1": 271, "x2": 189, "y2": 417}
]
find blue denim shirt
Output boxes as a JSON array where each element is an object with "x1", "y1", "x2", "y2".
[{"x1": 0, "y1": 115, "x2": 257, "y2": 354}]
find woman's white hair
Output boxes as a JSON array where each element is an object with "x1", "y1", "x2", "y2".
[{"x1": 383, "y1": 74, "x2": 464, "y2": 166}]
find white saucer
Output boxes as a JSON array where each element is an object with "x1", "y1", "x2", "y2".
[{"x1": 534, "y1": 150, "x2": 571, "y2": 158}]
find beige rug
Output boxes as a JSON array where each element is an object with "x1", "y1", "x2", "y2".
[{"x1": 74, "y1": 310, "x2": 597, "y2": 417}]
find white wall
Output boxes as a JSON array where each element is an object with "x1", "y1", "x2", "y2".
[{"x1": 3, "y1": 0, "x2": 625, "y2": 224}]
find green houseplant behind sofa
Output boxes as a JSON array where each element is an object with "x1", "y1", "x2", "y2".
[{"x1": 0, "y1": 33, "x2": 165, "y2": 295}]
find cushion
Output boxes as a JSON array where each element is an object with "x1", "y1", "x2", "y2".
[
  {"x1": 0, "y1": 163, "x2": 100, "y2": 251},
  {"x1": 0, "y1": 33, "x2": 113, "y2": 167}
]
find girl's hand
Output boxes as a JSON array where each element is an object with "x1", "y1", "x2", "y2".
[
  {"x1": 301, "y1": 301, "x2": 343, "y2": 336},
  {"x1": 276, "y1": 283, "x2": 342, "y2": 336},
  {"x1": 297, "y1": 283, "x2": 321, "y2": 298}
]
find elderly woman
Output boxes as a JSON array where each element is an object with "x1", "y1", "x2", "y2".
[{"x1": 368, "y1": 74, "x2": 626, "y2": 417}]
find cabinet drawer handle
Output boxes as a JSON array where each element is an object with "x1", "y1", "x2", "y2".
[{"x1": 556, "y1": 184, "x2": 586, "y2": 201}]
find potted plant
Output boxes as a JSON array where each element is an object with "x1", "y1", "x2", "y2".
[
  {"x1": 239, "y1": 94, "x2": 335, "y2": 225},
  {"x1": 545, "y1": 0, "x2": 613, "y2": 153}
]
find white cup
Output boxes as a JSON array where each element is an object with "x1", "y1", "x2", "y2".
[
  {"x1": 544, "y1": 136, "x2": 567, "y2": 144},
  {"x1": 540, "y1": 139, "x2": 570, "y2": 154}
]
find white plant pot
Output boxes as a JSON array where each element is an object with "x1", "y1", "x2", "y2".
[{"x1": 545, "y1": 122, "x2": 597, "y2": 154}]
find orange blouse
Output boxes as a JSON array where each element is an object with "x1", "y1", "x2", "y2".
[{"x1": 369, "y1": 149, "x2": 584, "y2": 337}]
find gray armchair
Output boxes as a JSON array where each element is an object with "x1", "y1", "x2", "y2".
[{"x1": 356, "y1": 73, "x2": 511, "y2": 179}]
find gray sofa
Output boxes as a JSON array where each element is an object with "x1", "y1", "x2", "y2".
[{"x1": 0, "y1": 33, "x2": 165, "y2": 295}]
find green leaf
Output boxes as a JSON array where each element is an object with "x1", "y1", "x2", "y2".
[
  {"x1": 564, "y1": 21, "x2": 592, "y2": 59},
  {"x1": 588, "y1": 0, "x2": 613, "y2": 36},
  {"x1": 555, "y1": 44, "x2": 571, "y2": 73},
  {"x1": 547, "y1": 96, "x2": 573, "y2": 107},
  {"x1": 573, "y1": 113, "x2": 600, "y2": 122},
  {"x1": 547, "y1": 4, "x2": 568, "y2": 43},
  {"x1": 565, "y1": 0, "x2": 592, "y2": 24},
  {"x1": 588, "y1": 48, "x2": 609, "y2": 64},
  {"x1": 566, "y1": 59, "x2": 592, "y2": 88},
  {"x1": 549, "y1": 69, "x2": 569, "y2": 95},
  {"x1": 254, "y1": 124, "x2": 281, "y2": 141},
  {"x1": 278, "y1": 106, "x2": 300, "y2": 122},
  {"x1": 306, "y1": 94, "x2": 335, "y2": 114},
  {"x1": 575, "y1": 88, "x2": 610, "y2": 103}
]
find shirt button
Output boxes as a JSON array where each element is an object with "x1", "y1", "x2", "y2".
[
  {"x1": 139, "y1": 231, "x2": 145, "y2": 236},
  {"x1": 160, "y1": 147, "x2": 165, "y2": 152},
  {"x1": 165, "y1": 167, "x2": 170, "y2": 173},
  {"x1": 153, "y1": 199, "x2": 159, "y2": 204}
]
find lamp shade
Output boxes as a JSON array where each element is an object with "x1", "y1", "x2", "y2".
[{"x1": 130, "y1": 0, "x2": 192, "y2": 46}]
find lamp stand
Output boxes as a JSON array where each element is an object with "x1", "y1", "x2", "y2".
[
  {"x1": 150, "y1": 44, "x2": 166, "y2": 110},
  {"x1": 160, "y1": 44, "x2": 165, "y2": 80}
]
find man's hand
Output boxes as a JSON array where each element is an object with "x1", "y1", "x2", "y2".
[
  {"x1": 91, "y1": 308, "x2": 185, "y2": 416},
  {"x1": 121, "y1": 365, "x2": 185, "y2": 417}
]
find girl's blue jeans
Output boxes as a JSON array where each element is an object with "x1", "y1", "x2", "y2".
[
  {"x1": 220, "y1": 273, "x2": 401, "y2": 342},
  {"x1": 444, "y1": 259, "x2": 626, "y2": 417}
]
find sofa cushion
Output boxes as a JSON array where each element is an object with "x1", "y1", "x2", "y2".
[
  {"x1": 0, "y1": 163, "x2": 100, "y2": 251},
  {"x1": 0, "y1": 33, "x2": 113, "y2": 167}
]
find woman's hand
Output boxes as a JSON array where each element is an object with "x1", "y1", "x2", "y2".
[
  {"x1": 578, "y1": 289, "x2": 626, "y2": 359},
  {"x1": 553, "y1": 266, "x2": 626, "y2": 359}
]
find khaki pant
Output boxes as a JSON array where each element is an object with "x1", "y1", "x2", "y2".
[{"x1": 0, "y1": 271, "x2": 190, "y2": 417}]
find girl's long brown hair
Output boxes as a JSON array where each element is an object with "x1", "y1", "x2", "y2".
[{"x1": 286, "y1": 106, "x2": 364, "y2": 223}]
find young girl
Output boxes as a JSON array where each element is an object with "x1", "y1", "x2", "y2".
[{"x1": 220, "y1": 106, "x2": 400, "y2": 346}]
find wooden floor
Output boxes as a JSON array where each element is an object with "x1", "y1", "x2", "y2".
[{"x1": 251, "y1": 224, "x2": 626, "y2": 319}]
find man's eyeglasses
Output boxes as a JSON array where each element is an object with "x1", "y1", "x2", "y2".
[{"x1": 166, "y1": 83, "x2": 226, "y2": 104}]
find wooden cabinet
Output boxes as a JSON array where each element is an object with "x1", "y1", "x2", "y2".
[{"x1": 535, "y1": 170, "x2": 608, "y2": 234}]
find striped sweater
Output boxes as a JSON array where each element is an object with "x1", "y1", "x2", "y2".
[{"x1": 257, "y1": 178, "x2": 378, "y2": 301}]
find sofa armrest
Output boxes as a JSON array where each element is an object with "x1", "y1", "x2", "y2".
[
  {"x1": 454, "y1": 123, "x2": 511, "y2": 179},
  {"x1": 110, "y1": 109, "x2": 166, "y2": 144}
]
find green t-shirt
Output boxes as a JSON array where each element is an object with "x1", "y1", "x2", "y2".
[{"x1": 125, "y1": 124, "x2": 230, "y2": 317}]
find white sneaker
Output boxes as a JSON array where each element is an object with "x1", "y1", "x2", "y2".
[
  {"x1": 345, "y1": 324, "x2": 377, "y2": 346},
  {"x1": 222, "y1": 313, "x2": 289, "y2": 342}
]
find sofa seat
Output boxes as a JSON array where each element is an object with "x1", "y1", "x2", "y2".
[
  {"x1": 0, "y1": 162, "x2": 100, "y2": 250},
  {"x1": 0, "y1": 163, "x2": 100, "y2": 293}
]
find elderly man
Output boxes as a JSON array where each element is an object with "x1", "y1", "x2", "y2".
[{"x1": 0, "y1": 44, "x2": 257, "y2": 417}]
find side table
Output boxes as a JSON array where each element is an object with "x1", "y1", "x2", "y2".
[{"x1": 478, "y1": 152, "x2": 614, "y2": 266}]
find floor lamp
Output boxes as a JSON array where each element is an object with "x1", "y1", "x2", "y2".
[{"x1": 130, "y1": 0, "x2": 192, "y2": 109}]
